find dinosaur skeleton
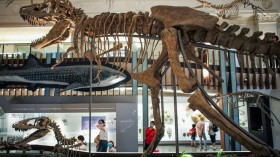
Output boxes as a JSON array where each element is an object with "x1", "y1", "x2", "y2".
[
  {"x1": 18, "y1": 0, "x2": 280, "y2": 156},
  {"x1": 12, "y1": 117, "x2": 78, "y2": 152},
  {"x1": 195, "y1": 0, "x2": 265, "y2": 19}
]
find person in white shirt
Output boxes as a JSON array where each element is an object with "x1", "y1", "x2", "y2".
[
  {"x1": 77, "y1": 135, "x2": 87, "y2": 150},
  {"x1": 96, "y1": 119, "x2": 108, "y2": 152}
]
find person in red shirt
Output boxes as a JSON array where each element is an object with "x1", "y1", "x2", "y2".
[
  {"x1": 188, "y1": 124, "x2": 197, "y2": 147},
  {"x1": 144, "y1": 121, "x2": 156, "y2": 150}
]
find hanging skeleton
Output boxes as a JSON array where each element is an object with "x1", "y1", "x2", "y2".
[
  {"x1": 195, "y1": 0, "x2": 265, "y2": 19},
  {"x1": 6, "y1": 0, "x2": 280, "y2": 156}
]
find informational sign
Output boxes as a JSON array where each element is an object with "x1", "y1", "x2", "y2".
[{"x1": 116, "y1": 103, "x2": 138, "y2": 152}]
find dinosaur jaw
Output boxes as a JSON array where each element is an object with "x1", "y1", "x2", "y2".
[
  {"x1": 31, "y1": 20, "x2": 72, "y2": 49},
  {"x1": 19, "y1": 1, "x2": 74, "y2": 49},
  {"x1": 13, "y1": 117, "x2": 51, "y2": 148},
  {"x1": 15, "y1": 129, "x2": 50, "y2": 149}
]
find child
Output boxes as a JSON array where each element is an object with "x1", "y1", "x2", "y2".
[
  {"x1": 188, "y1": 124, "x2": 196, "y2": 147},
  {"x1": 77, "y1": 135, "x2": 87, "y2": 150},
  {"x1": 108, "y1": 140, "x2": 116, "y2": 152}
]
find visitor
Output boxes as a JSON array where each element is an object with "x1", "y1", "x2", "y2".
[
  {"x1": 96, "y1": 119, "x2": 108, "y2": 152},
  {"x1": 272, "y1": 35, "x2": 279, "y2": 43},
  {"x1": 107, "y1": 140, "x2": 116, "y2": 152},
  {"x1": 196, "y1": 115, "x2": 207, "y2": 150},
  {"x1": 0, "y1": 137, "x2": 5, "y2": 149},
  {"x1": 144, "y1": 120, "x2": 156, "y2": 150},
  {"x1": 188, "y1": 123, "x2": 197, "y2": 147},
  {"x1": 208, "y1": 121, "x2": 216, "y2": 150},
  {"x1": 94, "y1": 134, "x2": 100, "y2": 151},
  {"x1": 271, "y1": 35, "x2": 279, "y2": 68},
  {"x1": 77, "y1": 135, "x2": 87, "y2": 150}
]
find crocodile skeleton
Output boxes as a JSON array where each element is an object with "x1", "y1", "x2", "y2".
[
  {"x1": 18, "y1": 0, "x2": 280, "y2": 156},
  {"x1": 12, "y1": 117, "x2": 77, "y2": 151}
]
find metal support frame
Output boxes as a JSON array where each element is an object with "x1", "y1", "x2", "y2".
[
  {"x1": 171, "y1": 71, "x2": 179, "y2": 157},
  {"x1": 44, "y1": 53, "x2": 52, "y2": 96},
  {"x1": 229, "y1": 50, "x2": 241, "y2": 150},
  {"x1": 219, "y1": 50, "x2": 230, "y2": 151},
  {"x1": 132, "y1": 51, "x2": 138, "y2": 95},
  {"x1": 88, "y1": 40, "x2": 95, "y2": 156},
  {"x1": 54, "y1": 45, "x2": 60, "y2": 95},
  {"x1": 160, "y1": 64, "x2": 170, "y2": 127},
  {"x1": 142, "y1": 53, "x2": 148, "y2": 150}
]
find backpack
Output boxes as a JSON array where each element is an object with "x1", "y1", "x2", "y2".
[
  {"x1": 212, "y1": 124, "x2": 218, "y2": 132},
  {"x1": 188, "y1": 128, "x2": 195, "y2": 136}
]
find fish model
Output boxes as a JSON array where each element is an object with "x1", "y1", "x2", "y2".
[{"x1": 0, "y1": 54, "x2": 131, "y2": 92}]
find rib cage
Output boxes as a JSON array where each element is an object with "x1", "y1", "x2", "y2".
[
  {"x1": 74, "y1": 11, "x2": 163, "y2": 65},
  {"x1": 217, "y1": 5, "x2": 240, "y2": 18},
  {"x1": 71, "y1": 8, "x2": 279, "y2": 77}
]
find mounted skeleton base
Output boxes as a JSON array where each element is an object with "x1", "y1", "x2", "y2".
[{"x1": 17, "y1": 0, "x2": 280, "y2": 156}]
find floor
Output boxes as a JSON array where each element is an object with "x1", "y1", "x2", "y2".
[
  {"x1": 0, "y1": 144, "x2": 222, "y2": 155},
  {"x1": 138, "y1": 144, "x2": 222, "y2": 153},
  {"x1": 87, "y1": 142, "x2": 222, "y2": 153}
]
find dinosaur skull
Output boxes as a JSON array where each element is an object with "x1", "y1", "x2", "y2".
[
  {"x1": 19, "y1": 0, "x2": 75, "y2": 49},
  {"x1": 13, "y1": 117, "x2": 50, "y2": 130},
  {"x1": 12, "y1": 117, "x2": 51, "y2": 148}
]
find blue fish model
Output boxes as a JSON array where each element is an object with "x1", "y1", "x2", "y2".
[{"x1": 0, "y1": 54, "x2": 131, "y2": 92}]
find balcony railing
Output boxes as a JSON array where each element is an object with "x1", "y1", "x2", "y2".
[{"x1": 0, "y1": 43, "x2": 278, "y2": 96}]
